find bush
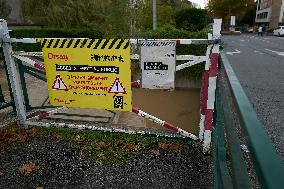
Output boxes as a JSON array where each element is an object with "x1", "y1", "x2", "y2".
[
  {"x1": 139, "y1": 26, "x2": 208, "y2": 78},
  {"x1": 175, "y1": 8, "x2": 208, "y2": 32},
  {"x1": 0, "y1": 28, "x2": 103, "y2": 61},
  {"x1": 9, "y1": 28, "x2": 104, "y2": 52}
]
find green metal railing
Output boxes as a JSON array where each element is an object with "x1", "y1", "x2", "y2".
[{"x1": 213, "y1": 50, "x2": 284, "y2": 189}]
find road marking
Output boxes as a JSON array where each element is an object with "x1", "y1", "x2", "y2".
[
  {"x1": 254, "y1": 50, "x2": 264, "y2": 55},
  {"x1": 265, "y1": 48, "x2": 284, "y2": 56},
  {"x1": 226, "y1": 49, "x2": 241, "y2": 55}
]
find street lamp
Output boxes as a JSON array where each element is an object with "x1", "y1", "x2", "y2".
[{"x1": 153, "y1": 0, "x2": 157, "y2": 30}]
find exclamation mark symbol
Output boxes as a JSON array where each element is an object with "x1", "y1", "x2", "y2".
[
  {"x1": 58, "y1": 78, "x2": 61, "y2": 88},
  {"x1": 116, "y1": 81, "x2": 119, "y2": 91}
]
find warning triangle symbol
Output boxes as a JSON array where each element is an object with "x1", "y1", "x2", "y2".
[
  {"x1": 52, "y1": 75, "x2": 68, "y2": 90},
  {"x1": 108, "y1": 78, "x2": 127, "y2": 94}
]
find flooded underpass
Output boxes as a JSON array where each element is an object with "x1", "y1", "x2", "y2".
[
  {"x1": 1, "y1": 64, "x2": 201, "y2": 135},
  {"x1": 119, "y1": 88, "x2": 200, "y2": 135}
]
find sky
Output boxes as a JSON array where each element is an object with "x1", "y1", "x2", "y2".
[{"x1": 190, "y1": 0, "x2": 207, "y2": 9}]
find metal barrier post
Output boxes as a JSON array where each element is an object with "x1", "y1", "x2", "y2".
[
  {"x1": 18, "y1": 60, "x2": 31, "y2": 112},
  {"x1": 0, "y1": 84, "x2": 4, "y2": 103},
  {"x1": 0, "y1": 19, "x2": 27, "y2": 124}
]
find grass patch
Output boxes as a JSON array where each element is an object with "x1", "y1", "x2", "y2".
[{"x1": 0, "y1": 124, "x2": 195, "y2": 165}]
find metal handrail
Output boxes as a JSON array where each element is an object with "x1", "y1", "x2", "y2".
[{"x1": 218, "y1": 50, "x2": 284, "y2": 188}]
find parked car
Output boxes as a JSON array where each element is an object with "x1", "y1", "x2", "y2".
[
  {"x1": 247, "y1": 27, "x2": 253, "y2": 33},
  {"x1": 273, "y1": 26, "x2": 284, "y2": 36}
]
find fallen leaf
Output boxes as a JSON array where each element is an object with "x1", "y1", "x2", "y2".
[
  {"x1": 26, "y1": 127, "x2": 40, "y2": 137},
  {"x1": 36, "y1": 187, "x2": 44, "y2": 189},
  {"x1": 158, "y1": 142, "x2": 169, "y2": 149},
  {"x1": 121, "y1": 144, "x2": 138, "y2": 152},
  {"x1": 158, "y1": 142, "x2": 182, "y2": 153},
  {"x1": 150, "y1": 148, "x2": 160, "y2": 156},
  {"x1": 0, "y1": 126, "x2": 41, "y2": 142},
  {"x1": 98, "y1": 152, "x2": 105, "y2": 158},
  {"x1": 167, "y1": 143, "x2": 182, "y2": 153},
  {"x1": 97, "y1": 141, "x2": 106, "y2": 148},
  {"x1": 0, "y1": 171, "x2": 4, "y2": 176},
  {"x1": 18, "y1": 162, "x2": 39, "y2": 176}
]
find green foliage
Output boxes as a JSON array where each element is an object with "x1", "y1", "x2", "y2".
[
  {"x1": 22, "y1": 0, "x2": 131, "y2": 36},
  {"x1": 140, "y1": 26, "x2": 208, "y2": 78},
  {"x1": 0, "y1": 0, "x2": 11, "y2": 19},
  {"x1": 175, "y1": 8, "x2": 208, "y2": 32},
  {"x1": 207, "y1": 0, "x2": 255, "y2": 27},
  {"x1": 135, "y1": 0, "x2": 175, "y2": 32},
  {"x1": 9, "y1": 27, "x2": 103, "y2": 52},
  {"x1": 0, "y1": 124, "x2": 194, "y2": 165},
  {"x1": 21, "y1": 0, "x2": 195, "y2": 36},
  {"x1": 239, "y1": 2, "x2": 257, "y2": 26},
  {"x1": 41, "y1": 126, "x2": 192, "y2": 164}
]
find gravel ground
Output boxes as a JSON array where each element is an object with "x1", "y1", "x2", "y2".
[{"x1": 0, "y1": 136, "x2": 212, "y2": 189}]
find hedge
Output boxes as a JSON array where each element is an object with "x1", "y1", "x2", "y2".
[{"x1": 9, "y1": 28, "x2": 103, "y2": 52}]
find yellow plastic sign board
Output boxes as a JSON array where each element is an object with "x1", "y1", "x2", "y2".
[{"x1": 41, "y1": 38, "x2": 132, "y2": 111}]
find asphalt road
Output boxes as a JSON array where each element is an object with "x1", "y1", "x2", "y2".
[{"x1": 223, "y1": 34, "x2": 284, "y2": 161}]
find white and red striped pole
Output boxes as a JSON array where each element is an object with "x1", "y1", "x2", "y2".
[
  {"x1": 13, "y1": 55, "x2": 46, "y2": 71},
  {"x1": 132, "y1": 107, "x2": 198, "y2": 140},
  {"x1": 202, "y1": 51, "x2": 219, "y2": 153},
  {"x1": 199, "y1": 19, "x2": 222, "y2": 153},
  {"x1": 131, "y1": 80, "x2": 140, "y2": 88},
  {"x1": 199, "y1": 33, "x2": 213, "y2": 141}
]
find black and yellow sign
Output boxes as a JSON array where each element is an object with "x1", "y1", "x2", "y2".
[{"x1": 41, "y1": 38, "x2": 132, "y2": 111}]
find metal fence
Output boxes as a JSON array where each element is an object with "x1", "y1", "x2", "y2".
[{"x1": 213, "y1": 51, "x2": 284, "y2": 189}]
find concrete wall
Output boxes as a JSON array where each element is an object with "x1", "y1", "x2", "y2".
[
  {"x1": 269, "y1": 0, "x2": 282, "y2": 28},
  {"x1": 256, "y1": 0, "x2": 283, "y2": 28},
  {"x1": 279, "y1": 0, "x2": 284, "y2": 23}
]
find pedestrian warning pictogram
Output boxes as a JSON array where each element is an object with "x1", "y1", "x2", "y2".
[
  {"x1": 52, "y1": 75, "x2": 68, "y2": 90},
  {"x1": 108, "y1": 78, "x2": 127, "y2": 94}
]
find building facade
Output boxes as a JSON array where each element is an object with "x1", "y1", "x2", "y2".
[{"x1": 255, "y1": 0, "x2": 284, "y2": 29}]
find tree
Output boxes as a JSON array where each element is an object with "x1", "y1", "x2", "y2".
[
  {"x1": 0, "y1": 0, "x2": 11, "y2": 19},
  {"x1": 175, "y1": 8, "x2": 208, "y2": 32},
  {"x1": 207, "y1": 0, "x2": 255, "y2": 28},
  {"x1": 22, "y1": 0, "x2": 131, "y2": 36},
  {"x1": 239, "y1": 2, "x2": 257, "y2": 26}
]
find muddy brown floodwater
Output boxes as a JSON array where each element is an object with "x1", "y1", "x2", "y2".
[{"x1": 119, "y1": 88, "x2": 200, "y2": 135}]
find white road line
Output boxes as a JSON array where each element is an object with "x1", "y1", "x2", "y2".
[
  {"x1": 226, "y1": 49, "x2": 241, "y2": 55},
  {"x1": 265, "y1": 48, "x2": 284, "y2": 56},
  {"x1": 254, "y1": 50, "x2": 264, "y2": 55}
]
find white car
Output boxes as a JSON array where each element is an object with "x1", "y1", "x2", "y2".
[
  {"x1": 273, "y1": 26, "x2": 284, "y2": 36},
  {"x1": 248, "y1": 27, "x2": 253, "y2": 33}
]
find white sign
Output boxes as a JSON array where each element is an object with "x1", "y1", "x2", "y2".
[
  {"x1": 230, "y1": 16, "x2": 235, "y2": 26},
  {"x1": 140, "y1": 40, "x2": 176, "y2": 89}
]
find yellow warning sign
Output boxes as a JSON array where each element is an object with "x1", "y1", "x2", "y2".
[{"x1": 41, "y1": 38, "x2": 132, "y2": 111}]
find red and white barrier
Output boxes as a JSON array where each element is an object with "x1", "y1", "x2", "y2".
[
  {"x1": 132, "y1": 107, "x2": 198, "y2": 140},
  {"x1": 203, "y1": 52, "x2": 219, "y2": 152},
  {"x1": 131, "y1": 80, "x2": 140, "y2": 88},
  {"x1": 13, "y1": 54, "x2": 46, "y2": 71},
  {"x1": 199, "y1": 33, "x2": 213, "y2": 141},
  {"x1": 199, "y1": 19, "x2": 221, "y2": 153}
]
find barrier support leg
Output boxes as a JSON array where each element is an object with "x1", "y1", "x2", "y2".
[{"x1": 0, "y1": 19, "x2": 27, "y2": 125}]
